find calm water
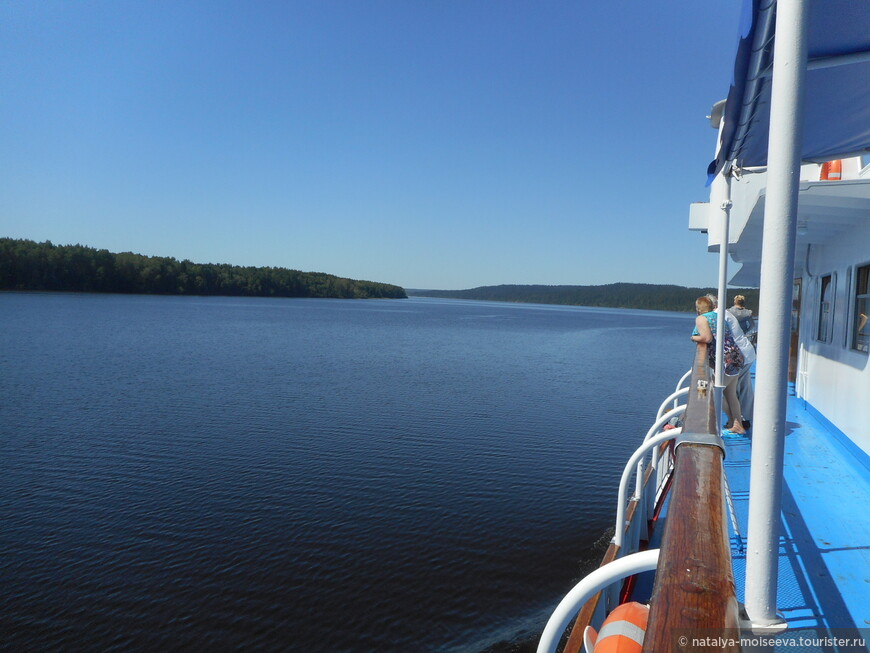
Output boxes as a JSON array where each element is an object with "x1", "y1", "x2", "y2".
[{"x1": 1, "y1": 293, "x2": 691, "y2": 651}]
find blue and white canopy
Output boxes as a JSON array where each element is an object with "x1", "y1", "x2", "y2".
[{"x1": 709, "y1": 0, "x2": 870, "y2": 179}]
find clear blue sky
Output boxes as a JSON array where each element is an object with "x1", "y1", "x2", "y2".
[{"x1": 1, "y1": 1, "x2": 742, "y2": 290}]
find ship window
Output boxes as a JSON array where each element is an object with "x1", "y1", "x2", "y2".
[
  {"x1": 852, "y1": 264, "x2": 870, "y2": 353},
  {"x1": 816, "y1": 274, "x2": 835, "y2": 343}
]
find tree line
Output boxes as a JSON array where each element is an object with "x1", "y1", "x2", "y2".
[
  {"x1": 409, "y1": 283, "x2": 760, "y2": 314},
  {"x1": 0, "y1": 238, "x2": 407, "y2": 300}
]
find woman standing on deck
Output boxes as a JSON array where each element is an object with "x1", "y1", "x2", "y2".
[
  {"x1": 719, "y1": 294, "x2": 757, "y2": 427},
  {"x1": 691, "y1": 296, "x2": 746, "y2": 435},
  {"x1": 728, "y1": 295, "x2": 756, "y2": 342}
]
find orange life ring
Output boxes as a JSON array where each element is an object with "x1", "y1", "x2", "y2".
[
  {"x1": 583, "y1": 601, "x2": 649, "y2": 653},
  {"x1": 820, "y1": 160, "x2": 842, "y2": 180}
]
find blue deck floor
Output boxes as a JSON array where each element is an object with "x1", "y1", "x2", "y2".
[{"x1": 724, "y1": 387, "x2": 870, "y2": 651}]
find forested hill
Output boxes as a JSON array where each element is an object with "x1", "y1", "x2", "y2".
[
  {"x1": 0, "y1": 238, "x2": 407, "y2": 299},
  {"x1": 409, "y1": 283, "x2": 760, "y2": 313}
]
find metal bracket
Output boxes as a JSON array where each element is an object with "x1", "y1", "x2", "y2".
[
  {"x1": 676, "y1": 430, "x2": 725, "y2": 453},
  {"x1": 737, "y1": 603, "x2": 788, "y2": 636}
]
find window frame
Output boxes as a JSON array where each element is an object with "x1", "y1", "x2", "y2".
[
  {"x1": 850, "y1": 262, "x2": 870, "y2": 354},
  {"x1": 816, "y1": 272, "x2": 836, "y2": 343},
  {"x1": 843, "y1": 266, "x2": 852, "y2": 348}
]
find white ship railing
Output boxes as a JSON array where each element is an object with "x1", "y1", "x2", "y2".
[
  {"x1": 536, "y1": 549, "x2": 661, "y2": 653},
  {"x1": 637, "y1": 403, "x2": 686, "y2": 515},
  {"x1": 541, "y1": 367, "x2": 689, "y2": 653},
  {"x1": 616, "y1": 428, "x2": 682, "y2": 549},
  {"x1": 544, "y1": 345, "x2": 739, "y2": 653}
]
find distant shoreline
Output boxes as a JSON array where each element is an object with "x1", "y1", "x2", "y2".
[{"x1": 408, "y1": 283, "x2": 760, "y2": 314}]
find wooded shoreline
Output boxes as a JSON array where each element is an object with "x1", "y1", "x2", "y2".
[
  {"x1": 0, "y1": 238, "x2": 407, "y2": 300},
  {"x1": 2, "y1": 238, "x2": 759, "y2": 312}
]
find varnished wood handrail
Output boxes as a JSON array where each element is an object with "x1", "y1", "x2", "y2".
[
  {"x1": 680, "y1": 342, "x2": 717, "y2": 436},
  {"x1": 562, "y1": 345, "x2": 739, "y2": 653},
  {"x1": 641, "y1": 343, "x2": 740, "y2": 652}
]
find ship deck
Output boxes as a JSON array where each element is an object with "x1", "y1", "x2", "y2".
[{"x1": 724, "y1": 381, "x2": 870, "y2": 651}]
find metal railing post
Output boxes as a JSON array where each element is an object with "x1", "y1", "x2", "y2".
[
  {"x1": 615, "y1": 430, "x2": 681, "y2": 549},
  {"x1": 655, "y1": 386, "x2": 690, "y2": 421}
]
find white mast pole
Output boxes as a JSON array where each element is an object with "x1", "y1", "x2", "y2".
[
  {"x1": 712, "y1": 171, "x2": 732, "y2": 395},
  {"x1": 744, "y1": 0, "x2": 810, "y2": 627},
  {"x1": 709, "y1": 169, "x2": 732, "y2": 430}
]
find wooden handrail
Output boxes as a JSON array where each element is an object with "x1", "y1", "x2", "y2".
[
  {"x1": 641, "y1": 343, "x2": 741, "y2": 651},
  {"x1": 561, "y1": 345, "x2": 739, "y2": 653},
  {"x1": 680, "y1": 342, "x2": 717, "y2": 436}
]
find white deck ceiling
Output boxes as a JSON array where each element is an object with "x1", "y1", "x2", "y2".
[{"x1": 728, "y1": 178, "x2": 870, "y2": 286}]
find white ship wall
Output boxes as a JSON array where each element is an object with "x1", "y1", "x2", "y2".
[{"x1": 797, "y1": 217, "x2": 870, "y2": 455}]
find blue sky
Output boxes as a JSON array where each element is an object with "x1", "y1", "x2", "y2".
[{"x1": 1, "y1": 1, "x2": 742, "y2": 290}]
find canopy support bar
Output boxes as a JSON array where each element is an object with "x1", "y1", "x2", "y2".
[{"x1": 744, "y1": 0, "x2": 810, "y2": 627}]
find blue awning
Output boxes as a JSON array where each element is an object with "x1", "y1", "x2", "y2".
[{"x1": 709, "y1": 0, "x2": 870, "y2": 181}]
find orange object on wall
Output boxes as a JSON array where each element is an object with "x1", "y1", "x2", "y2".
[{"x1": 820, "y1": 159, "x2": 842, "y2": 180}]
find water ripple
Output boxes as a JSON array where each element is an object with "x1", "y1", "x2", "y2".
[{"x1": 0, "y1": 294, "x2": 692, "y2": 651}]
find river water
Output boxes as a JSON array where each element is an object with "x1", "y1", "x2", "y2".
[{"x1": 0, "y1": 293, "x2": 691, "y2": 651}]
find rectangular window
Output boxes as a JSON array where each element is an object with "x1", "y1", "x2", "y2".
[
  {"x1": 817, "y1": 274, "x2": 834, "y2": 342},
  {"x1": 853, "y1": 264, "x2": 870, "y2": 353}
]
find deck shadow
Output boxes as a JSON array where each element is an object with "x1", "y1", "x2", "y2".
[{"x1": 778, "y1": 478, "x2": 866, "y2": 642}]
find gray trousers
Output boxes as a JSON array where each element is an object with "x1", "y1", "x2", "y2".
[{"x1": 736, "y1": 365, "x2": 754, "y2": 422}]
